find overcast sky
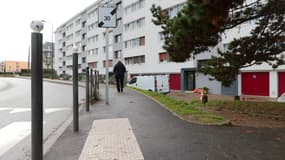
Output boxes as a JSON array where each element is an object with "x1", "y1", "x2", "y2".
[{"x1": 0, "y1": 0, "x2": 97, "y2": 62}]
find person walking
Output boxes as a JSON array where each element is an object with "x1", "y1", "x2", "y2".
[{"x1": 113, "y1": 61, "x2": 126, "y2": 93}]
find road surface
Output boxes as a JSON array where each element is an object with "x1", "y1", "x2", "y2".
[{"x1": 0, "y1": 77, "x2": 85, "y2": 160}]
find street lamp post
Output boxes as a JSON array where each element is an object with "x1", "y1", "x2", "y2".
[{"x1": 41, "y1": 20, "x2": 54, "y2": 71}]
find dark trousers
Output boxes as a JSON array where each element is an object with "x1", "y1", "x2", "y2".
[{"x1": 115, "y1": 75, "x2": 124, "y2": 92}]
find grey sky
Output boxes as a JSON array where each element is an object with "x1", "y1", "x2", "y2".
[{"x1": 0, "y1": 0, "x2": 97, "y2": 62}]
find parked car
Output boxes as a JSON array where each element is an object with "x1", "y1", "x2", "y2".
[{"x1": 127, "y1": 75, "x2": 170, "y2": 93}]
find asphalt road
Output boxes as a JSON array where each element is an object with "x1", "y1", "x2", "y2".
[{"x1": 0, "y1": 77, "x2": 85, "y2": 160}]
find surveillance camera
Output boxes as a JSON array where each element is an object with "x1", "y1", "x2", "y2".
[{"x1": 30, "y1": 20, "x2": 44, "y2": 32}]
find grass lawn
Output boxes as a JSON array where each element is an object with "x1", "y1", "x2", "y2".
[
  {"x1": 129, "y1": 87, "x2": 285, "y2": 125},
  {"x1": 129, "y1": 87, "x2": 228, "y2": 125}
]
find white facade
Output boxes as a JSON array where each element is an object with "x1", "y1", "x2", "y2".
[
  {"x1": 53, "y1": 0, "x2": 284, "y2": 97},
  {"x1": 54, "y1": 0, "x2": 193, "y2": 77},
  {"x1": 122, "y1": 0, "x2": 193, "y2": 75}
]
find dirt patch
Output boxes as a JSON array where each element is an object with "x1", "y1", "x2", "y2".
[
  {"x1": 203, "y1": 107, "x2": 285, "y2": 128},
  {"x1": 167, "y1": 91, "x2": 285, "y2": 128}
]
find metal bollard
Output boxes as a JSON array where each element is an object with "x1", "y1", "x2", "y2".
[
  {"x1": 31, "y1": 20, "x2": 43, "y2": 160},
  {"x1": 72, "y1": 47, "x2": 79, "y2": 132},
  {"x1": 90, "y1": 69, "x2": 93, "y2": 103},
  {"x1": 86, "y1": 67, "x2": 90, "y2": 112}
]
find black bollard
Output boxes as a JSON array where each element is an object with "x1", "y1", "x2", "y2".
[
  {"x1": 73, "y1": 50, "x2": 79, "y2": 132},
  {"x1": 90, "y1": 69, "x2": 93, "y2": 103},
  {"x1": 31, "y1": 32, "x2": 43, "y2": 160},
  {"x1": 94, "y1": 70, "x2": 99, "y2": 100},
  {"x1": 86, "y1": 67, "x2": 90, "y2": 112}
]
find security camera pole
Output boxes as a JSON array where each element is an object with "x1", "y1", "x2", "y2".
[
  {"x1": 30, "y1": 20, "x2": 44, "y2": 160},
  {"x1": 98, "y1": 3, "x2": 117, "y2": 104}
]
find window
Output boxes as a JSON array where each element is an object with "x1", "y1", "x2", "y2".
[
  {"x1": 82, "y1": 45, "x2": 86, "y2": 52},
  {"x1": 88, "y1": 35, "x2": 99, "y2": 43},
  {"x1": 66, "y1": 34, "x2": 73, "y2": 41},
  {"x1": 103, "y1": 60, "x2": 113, "y2": 67},
  {"x1": 82, "y1": 57, "x2": 86, "y2": 63},
  {"x1": 88, "y1": 23, "x2": 96, "y2": 31},
  {"x1": 223, "y1": 44, "x2": 229, "y2": 52},
  {"x1": 125, "y1": 36, "x2": 145, "y2": 48},
  {"x1": 158, "y1": 32, "x2": 165, "y2": 42},
  {"x1": 66, "y1": 44, "x2": 73, "y2": 51},
  {"x1": 125, "y1": 0, "x2": 145, "y2": 15},
  {"x1": 62, "y1": 52, "x2": 66, "y2": 57},
  {"x1": 82, "y1": 33, "x2": 86, "y2": 40},
  {"x1": 66, "y1": 23, "x2": 74, "y2": 31},
  {"x1": 88, "y1": 62, "x2": 98, "y2": 68},
  {"x1": 124, "y1": 18, "x2": 145, "y2": 32},
  {"x1": 159, "y1": 52, "x2": 168, "y2": 62},
  {"x1": 75, "y1": 30, "x2": 81, "y2": 37},
  {"x1": 197, "y1": 59, "x2": 209, "y2": 68},
  {"x1": 102, "y1": 46, "x2": 113, "y2": 54},
  {"x1": 75, "y1": 42, "x2": 81, "y2": 48},
  {"x1": 124, "y1": 55, "x2": 145, "y2": 65},
  {"x1": 167, "y1": 3, "x2": 185, "y2": 18},
  {"x1": 82, "y1": 21, "x2": 87, "y2": 28},
  {"x1": 116, "y1": 18, "x2": 122, "y2": 27},
  {"x1": 139, "y1": 36, "x2": 145, "y2": 46},
  {"x1": 103, "y1": 32, "x2": 106, "y2": 40},
  {"x1": 75, "y1": 19, "x2": 81, "y2": 26},
  {"x1": 62, "y1": 61, "x2": 66, "y2": 66},
  {"x1": 88, "y1": 9, "x2": 96, "y2": 18},
  {"x1": 114, "y1": 50, "x2": 122, "y2": 59},
  {"x1": 114, "y1": 34, "x2": 122, "y2": 43},
  {"x1": 103, "y1": 46, "x2": 106, "y2": 53}
]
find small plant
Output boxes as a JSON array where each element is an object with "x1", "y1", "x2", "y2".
[{"x1": 202, "y1": 86, "x2": 209, "y2": 94}]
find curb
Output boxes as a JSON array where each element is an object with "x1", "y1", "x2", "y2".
[
  {"x1": 129, "y1": 88, "x2": 231, "y2": 126},
  {"x1": 43, "y1": 102, "x2": 85, "y2": 155},
  {"x1": 40, "y1": 79, "x2": 86, "y2": 155},
  {"x1": 15, "y1": 77, "x2": 88, "y2": 155}
]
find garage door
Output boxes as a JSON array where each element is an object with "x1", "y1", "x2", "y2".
[
  {"x1": 242, "y1": 72, "x2": 269, "y2": 96},
  {"x1": 169, "y1": 74, "x2": 181, "y2": 90},
  {"x1": 279, "y1": 72, "x2": 285, "y2": 96}
]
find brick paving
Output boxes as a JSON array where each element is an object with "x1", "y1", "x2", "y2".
[{"x1": 79, "y1": 118, "x2": 144, "y2": 160}]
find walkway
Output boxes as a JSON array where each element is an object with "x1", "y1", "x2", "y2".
[{"x1": 45, "y1": 85, "x2": 285, "y2": 160}]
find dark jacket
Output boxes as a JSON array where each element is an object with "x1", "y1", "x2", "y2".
[{"x1": 113, "y1": 61, "x2": 126, "y2": 77}]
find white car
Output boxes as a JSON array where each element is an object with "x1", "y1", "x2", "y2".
[
  {"x1": 277, "y1": 93, "x2": 285, "y2": 102},
  {"x1": 127, "y1": 75, "x2": 170, "y2": 93}
]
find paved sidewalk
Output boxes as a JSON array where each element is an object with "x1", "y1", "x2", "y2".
[
  {"x1": 79, "y1": 118, "x2": 144, "y2": 160},
  {"x1": 45, "y1": 85, "x2": 285, "y2": 160}
]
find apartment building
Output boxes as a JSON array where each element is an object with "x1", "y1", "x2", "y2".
[
  {"x1": 54, "y1": 0, "x2": 192, "y2": 89},
  {"x1": 54, "y1": 0, "x2": 285, "y2": 98},
  {"x1": 220, "y1": 17, "x2": 285, "y2": 98},
  {"x1": 54, "y1": 0, "x2": 110, "y2": 76},
  {"x1": 43, "y1": 42, "x2": 54, "y2": 69},
  {"x1": 0, "y1": 61, "x2": 28, "y2": 73}
]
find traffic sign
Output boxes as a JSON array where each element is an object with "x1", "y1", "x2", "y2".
[{"x1": 98, "y1": 5, "x2": 117, "y2": 28}]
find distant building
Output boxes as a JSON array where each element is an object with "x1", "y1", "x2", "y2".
[
  {"x1": 43, "y1": 42, "x2": 54, "y2": 69},
  {"x1": 0, "y1": 61, "x2": 28, "y2": 73}
]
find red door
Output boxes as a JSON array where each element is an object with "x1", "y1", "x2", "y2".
[
  {"x1": 242, "y1": 72, "x2": 269, "y2": 96},
  {"x1": 169, "y1": 74, "x2": 181, "y2": 90},
  {"x1": 278, "y1": 72, "x2": 285, "y2": 96}
]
